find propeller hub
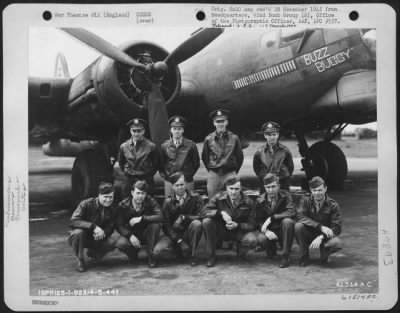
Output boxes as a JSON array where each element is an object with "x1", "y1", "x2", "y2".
[{"x1": 151, "y1": 61, "x2": 169, "y2": 79}]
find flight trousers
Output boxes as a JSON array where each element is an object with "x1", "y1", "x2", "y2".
[
  {"x1": 68, "y1": 229, "x2": 135, "y2": 261},
  {"x1": 153, "y1": 220, "x2": 203, "y2": 258},
  {"x1": 254, "y1": 218, "x2": 295, "y2": 257},
  {"x1": 124, "y1": 223, "x2": 162, "y2": 259},
  {"x1": 294, "y1": 222, "x2": 343, "y2": 258},
  {"x1": 202, "y1": 217, "x2": 258, "y2": 257},
  {"x1": 206, "y1": 170, "x2": 236, "y2": 199}
]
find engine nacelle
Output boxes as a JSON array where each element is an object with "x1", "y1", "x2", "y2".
[
  {"x1": 310, "y1": 69, "x2": 376, "y2": 116},
  {"x1": 92, "y1": 41, "x2": 181, "y2": 121},
  {"x1": 43, "y1": 139, "x2": 99, "y2": 157}
]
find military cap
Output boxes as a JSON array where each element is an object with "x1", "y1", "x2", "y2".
[
  {"x1": 170, "y1": 171, "x2": 185, "y2": 185},
  {"x1": 98, "y1": 182, "x2": 115, "y2": 194},
  {"x1": 209, "y1": 109, "x2": 230, "y2": 121},
  {"x1": 224, "y1": 175, "x2": 241, "y2": 187},
  {"x1": 262, "y1": 121, "x2": 280, "y2": 134},
  {"x1": 309, "y1": 176, "x2": 326, "y2": 189},
  {"x1": 126, "y1": 118, "x2": 146, "y2": 129},
  {"x1": 168, "y1": 116, "x2": 187, "y2": 128},
  {"x1": 263, "y1": 173, "x2": 280, "y2": 185},
  {"x1": 132, "y1": 180, "x2": 148, "y2": 193}
]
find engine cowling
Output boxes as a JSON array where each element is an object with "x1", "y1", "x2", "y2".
[{"x1": 92, "y1": 41, "x2": 181, "y2": 122}]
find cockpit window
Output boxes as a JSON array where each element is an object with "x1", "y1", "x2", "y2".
[{"x1": 280, "y1": 28, "x2": 306, "y2": 47}]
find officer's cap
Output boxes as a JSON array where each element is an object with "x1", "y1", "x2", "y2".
[
  {"x1": 168, "y1": 116, "x2": 187, "y2": 128},
  {"x1": 170, "y1": 171, "x2": 185, "y2": 185},
  {"x1": 263, "y1": 173, "x2": 280, "y2": 186},
  {"x1": 262, "y1": 121, "x2": 280, "y2": 134},
  {"x1": 127, "y1": 118, "x2": 146, "y2": 130},
  {"x1": 132, "y1": 180, "x2": 148, "y2": 193},
  {"x1": 209, "y1": 109, "x2": 230, "y2": 121},
  {"x1": 309, "y1": 176, "x2": 326, "y2": 189},
  {"x1": 98, "y1": 182, "x2": 114, "y2": 194},
  {"x1": 224, "y1": 175, "x2": 241, "y2": 187}
]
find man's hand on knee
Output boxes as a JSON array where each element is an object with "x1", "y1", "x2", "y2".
[
  {"x1": 129, "y1": 234, "x2": 141, "y2": 248},
  {"x1": 93, "y1": 226, "x2": 105, "y2": 241},
  {"x1": 265, "y1": 230, "x2": 277, "y2": 240},
  {"x1": 310, "y1": 235, "x2": 323, "y2": 249},
  {"x1": 321, "y1": 226, "x2": 334, "y2": 239},
  {"x1": 226, "y1": 221, "x2": 238, "y2": 230}
]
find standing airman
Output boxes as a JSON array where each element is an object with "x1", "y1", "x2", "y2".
[
  {"x1": 253, "y1": 121, "x2": 294, "y2": 191},
  {"x1": 159, "y1": 116, "x2": 200, "y2": 197},
  {"x1": 202, "y1": 109, "x2": 244, "y2": 199},
  {"x1": 118, "y1": 118, "x2": 159, "y2": 198}
]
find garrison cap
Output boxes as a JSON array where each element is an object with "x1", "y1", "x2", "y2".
[
  {"x1": 224, "y1": 175, "x2": 241, "y2": 187},
  {"x1": 309, "y1": 176, "x2": 326, "y2": 189},
  {"x1": 132, "y1": 180, "x2": 148, "y2": 193},
  {"x1": 262, "y1": 121, "x2": 280, "y2": 134},
  {"x1": 98, "y1": 182, "x2": 115, "y2": 194},
  {"x1": 127, "y1": 118, "x2": 146, "y2": 129},
  {"x1": 209, "y1": 109, "x2": 230, "y2": 121},
  {"x1": 168, "y1": 116, "x2": 187, "y2": 128},
  {"x1": 170, "y1": 171, "x2": 185, "y2": 185},
  {"x1": 263, "y1": 173, "x2": 280, "y2": 185}
]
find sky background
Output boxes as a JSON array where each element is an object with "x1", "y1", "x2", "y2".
[
  {"x1": 28, "y1": 27, "x2": 376, "y2": 131},
  {"x1": 29, "y1": 27, "x2": 197, "y2": 77}
]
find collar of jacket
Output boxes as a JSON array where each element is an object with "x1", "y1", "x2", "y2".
[
  {"x1": 168, "y1": 190, "x2": 199, "y2": 201},
  {"x1": 212, "y1": 130, "x2": 230, "y2": 140},
  {"x1": 257, "y1": 190, "x2": 287, "y2": 203},
  {"x1": 168, "y1": 136, "x2": 187, "y2": 146},
  {"x1": 129, "y1": 137, "x2": 148, "y2": 147},
  {"x1": 218, "y1": 191, "x2": 248, "y2": 204},
  {"x1": 263, "y1": 141, "x2": 282, "y2": 152},
  {"x1": 95, "y1": 198, "x2": 115, "y2": 211},
  {"x1": 131, "y1": 200, "x2": 144, "y2": 211},
  {"x1": 120, "y1": 196, "x2": 147, "y2": 210},
  {"x1": 172, "y1": 190, "x2": 188, "y2": 201},
  {"x1": 311, "y1": 194, "x2": 330, "y2": 208},
  {"x1": 95, "y1": 198, "x2": 102, "y2": 210}
]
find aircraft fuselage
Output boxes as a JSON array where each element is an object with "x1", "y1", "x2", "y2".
[{"x1": 176, "y1": 29, "x2": 375, "y2": 140}]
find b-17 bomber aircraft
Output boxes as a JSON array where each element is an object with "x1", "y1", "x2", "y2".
[{"x1": 29, "y1": 27, "x2": 376, "y2": 204}]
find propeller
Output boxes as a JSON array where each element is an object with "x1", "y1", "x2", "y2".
[
  {"x1": 164, "y1": 28, "x2": 224, "y2": 65},
  {"x1": 147, "y1": 82, "x2": 170, "y2": 147},
  {"x1": 60, "y1": 27, "x2": 223, "y2": 147},
  {"x1": 361, "y1": 29, "x2": 376, "y2": 61},
  {"x1": 60, "y1": 28, "x2": 146, "y2": 70}
]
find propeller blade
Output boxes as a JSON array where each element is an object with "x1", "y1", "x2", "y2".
[
  {"x1": 164, "y1": 28, "x2": 223, "y2": 65},
  {"x1": 361, "y1": 29, "x2": 376, "y2": 61},
  {"x1": 147, "y1": 82, "x2": 170, "y2": 147},
  {"x1": 60, "y1": 28, "x2": 146, "y2": 69}
]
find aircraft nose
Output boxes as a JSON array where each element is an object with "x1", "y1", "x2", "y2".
[{"x1": 362, "y1": 29, "x2": 376, "y2": 61}]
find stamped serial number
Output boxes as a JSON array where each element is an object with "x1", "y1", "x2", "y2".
[
  {"x1": 336, "y1": 281, "x2": 374, "y2": 288},
  {"x1": 38, "y1": 288, "x2": 119, "y2": 296}
]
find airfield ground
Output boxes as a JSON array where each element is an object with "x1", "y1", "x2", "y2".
[{"x1": 28, "y1": 138, "x2": 378, "y2": 296}]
